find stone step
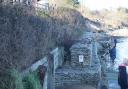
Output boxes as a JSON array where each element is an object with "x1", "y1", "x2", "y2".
[{"x1": 56, "y1": 85, "x2": 96, "y2": 89}]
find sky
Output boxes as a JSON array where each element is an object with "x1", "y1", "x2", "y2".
[{"x1": 79, "y1": 0, "x2": 128, "y2": 10}]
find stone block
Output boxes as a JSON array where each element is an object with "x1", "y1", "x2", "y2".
[{"x1": 70, "y1": 43, "x2": 92, "y2": 67}]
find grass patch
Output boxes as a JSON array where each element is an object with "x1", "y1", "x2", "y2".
[
  {"x1": 0, "y1": 69, "x2": 42, "y2": 89},
  {"x1": 0, "y1": 69, "x2": 24, "y2": 89},
  {"x1": 23, "y1": 71, "x2": 42, "y2": 89},
  {"x1": 37, "y1": 10, "x2": 50, "y2": 18}
]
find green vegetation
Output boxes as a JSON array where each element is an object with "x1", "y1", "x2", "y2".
[
  {"x1": 49, "y1": 0, "x2": 79, "y2": 8},
  {"x1": 0, "y1": 69, "x2": 24, "y2": 89},
  {"x1": 0, "y1": 68, "x2": 42, "y2": 89},
  {"x1": 37, "y1": 10, "x2": 50, "y2": 18},
  {"x1": 66, "y1": 0, "x2": 80, "y2": 7},
  {"x1": 23, "y1": 71, "x2": 42, "y2": 89}
]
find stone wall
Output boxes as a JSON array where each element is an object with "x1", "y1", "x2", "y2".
[
  {"x1": 54, "y1": 32, "x2": 110, "y2": 89},
  {"x1": 55, "y1": 66, "x2": 101, "y2": 88},
  {"x1": 70, "y1": 43, "x2": 92, "y2": 67},
  {"x1": 55, "y1": 37, "x2": 101, "y2": 89}
]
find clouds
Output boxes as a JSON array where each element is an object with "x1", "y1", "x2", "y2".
[{"x1": 80, "y1": 0, "x2": 128, "y2": 10}]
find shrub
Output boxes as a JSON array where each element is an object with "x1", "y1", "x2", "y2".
[
  {"x1": 67, "y1": 0, "x2": 79, "y2": 7},
  {"x1": 0, "y1": 69, "x2": 24, "y2": 89},
  {"x1": 23, "y1": 71, "x2": 42, "y2": 89}
]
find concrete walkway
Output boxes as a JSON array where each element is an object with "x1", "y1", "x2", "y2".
[
  {"x1": 107, "y1": 37, "x2": 128, "y2": 89},
  {"x1": 107, "y1": 61, "x2": 120, "y2": 89},
  {"x1": 107, "y1": 72, "x2": 120, "y2": 89}
]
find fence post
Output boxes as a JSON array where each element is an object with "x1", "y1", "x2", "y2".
[{"x1": 47, "y1": 53, "x2": 55, "y2": 89}]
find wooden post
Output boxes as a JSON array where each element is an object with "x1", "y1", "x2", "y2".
[
  {"x1": 38, "y1": 65, "x2": 47, "y2": 86},
  {"x1": 47, "y1": 53, "x2": 55, "y2": 89}
]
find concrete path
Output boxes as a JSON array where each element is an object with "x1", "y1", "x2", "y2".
[
  {"x1": 107, "y1": 38, "x2": 128, "y2": 89},
  {"x1": 107, "y1": 72, "x2": 120, "y2": 89}
]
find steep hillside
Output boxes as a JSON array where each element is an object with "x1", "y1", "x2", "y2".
[
  {"x1": 0, "y1": 4, "x2": 87, "y2": 72},
  {"x1": 0, "y1": 3, "x2": 102, "y2": 89}
]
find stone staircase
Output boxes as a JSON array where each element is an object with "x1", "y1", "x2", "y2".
[{"x1": 55, "y1": 32, "x2": 101, "y2": 89}]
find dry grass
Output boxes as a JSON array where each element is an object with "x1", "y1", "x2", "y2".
[
  {"x1": 0, "y1": 4, "x2": 90, "y2": 89},
  {"x1": 80, "y1": 7, "x2": 128, "y2": 28},
  {"x1": 0, "y1": 4, "x2": 85, "y2": 72}
]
